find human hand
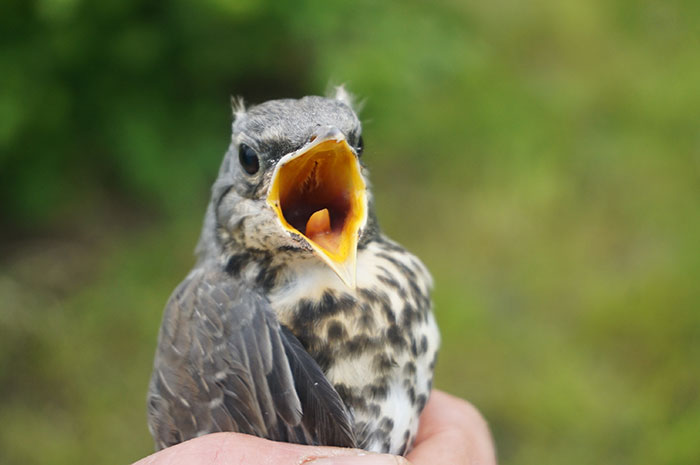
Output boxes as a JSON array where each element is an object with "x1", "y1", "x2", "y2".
[
  {"x1": 132, "y1": 389, "x2": 496, "y2": 465},
  {"x1": 406, "y1": 390, "x2": 497, "y2": 465}
]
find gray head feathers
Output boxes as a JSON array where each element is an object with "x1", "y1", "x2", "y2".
[{"x1": 196, "y1": 92, "x2": 375, "y2": 267}]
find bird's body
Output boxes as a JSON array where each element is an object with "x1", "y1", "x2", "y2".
[{"x1": 148, "y1": 91, "x2": 439, "y2": 455}]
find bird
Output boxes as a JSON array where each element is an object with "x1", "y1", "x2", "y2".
[{"x1": 147, "y1": 87, "x2": 440, "y2": 456}]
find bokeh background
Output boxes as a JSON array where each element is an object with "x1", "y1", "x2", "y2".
[{"x1": 1, "y1": 1, "x2": 699, "y2": 464}]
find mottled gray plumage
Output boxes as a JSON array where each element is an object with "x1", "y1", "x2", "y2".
[
  {"x1": 148, "y1": 268, "x2": 356, "y2": 448},
  {"x1": 148, "y1": 89, "x2": 439, "y2": 455}
]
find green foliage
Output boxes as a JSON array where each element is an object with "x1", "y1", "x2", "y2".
[
  {"x1": 0, "y1": 0, "x2": 315, "y2": 224},
  {"x1": 1, "y1": 1, "x2": 699, "y2": 464}
]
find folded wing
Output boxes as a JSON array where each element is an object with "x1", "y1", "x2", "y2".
[{"x1": 147, "y1": 268, "x2": 356, "y2": 450}]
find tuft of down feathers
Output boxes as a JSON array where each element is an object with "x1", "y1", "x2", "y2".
[{"x1": 230, "y1": 96, "x2": 247, "y2": 121}]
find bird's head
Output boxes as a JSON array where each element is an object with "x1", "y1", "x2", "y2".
[{"x1": 201, "y1": 89, "x2": 375, "y2": 288}]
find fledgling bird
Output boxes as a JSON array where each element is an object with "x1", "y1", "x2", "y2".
[{"x1": 147, "y1": 88, "x2": 440, "y2": 455}]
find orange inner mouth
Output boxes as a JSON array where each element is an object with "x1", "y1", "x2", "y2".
[{"x1": 267, "y1": 139, "x2": 366, "y2": 262}]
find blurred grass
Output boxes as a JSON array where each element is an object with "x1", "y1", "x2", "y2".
[{"x1": 1, "y1": 0, "x2": 699, "y2": 464}]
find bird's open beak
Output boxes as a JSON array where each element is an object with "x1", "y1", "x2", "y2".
[{"x1": 267, "y1": 128, "x2": 367, "y2": 288}]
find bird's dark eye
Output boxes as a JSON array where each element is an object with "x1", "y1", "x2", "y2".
[
  {"x1": 238, "y1": 143, "x2": 259, "y2": 175},
  {"x1": 356, "y1": 135, "x2": 364, "y2": 156}
]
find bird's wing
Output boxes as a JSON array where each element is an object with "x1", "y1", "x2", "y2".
[{"x1": 147, "y1": 268, "x2": 356, "y2": 450}]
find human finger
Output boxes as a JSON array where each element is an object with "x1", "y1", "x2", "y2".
[
  {"x1": 132, "y1": 431, "x2": 411, "y2": 465},
  {"x1": 407, "y1": 390, "x2": 497, "y2": 465}
]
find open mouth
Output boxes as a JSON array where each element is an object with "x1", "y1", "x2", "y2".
[{"x1": 267, "y1": 134, "x2": 367, "y2": 287}]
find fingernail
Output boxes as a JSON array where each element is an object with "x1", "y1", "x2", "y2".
[{"x1": 309, "y1": 453, "x2": 408, "y2": 464}]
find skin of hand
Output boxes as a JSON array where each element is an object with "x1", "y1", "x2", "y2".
[{"x1": 133, "y1": 390, "x2": 497, "y2": 465}]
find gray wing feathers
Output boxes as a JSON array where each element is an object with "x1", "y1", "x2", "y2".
[
  {"x1": 147, "y1": 268, "x2": 355, "y2": 450},
  {"x1": 280, "y1": 326, "x2": 358, "y2": 446}
]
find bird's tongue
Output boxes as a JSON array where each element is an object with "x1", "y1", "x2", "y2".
[{"x1": 305, "y1": 208, "x2": 341, "y2": 252}]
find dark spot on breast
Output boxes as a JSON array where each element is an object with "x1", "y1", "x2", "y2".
[
  {"x1": 429, "y1": 352, "x2": 438, "y2": 370},
  {"x1": 371, "y1": 428, "x2": 389, "y2": 442},
  {"x1": 400, "y1": 303, "x2": 419, "y2": 329},
  {"x1": 377, "y1": 266, "x2": 408, "y2": 299},
  {"x1": 416, "y1": 393, "x2": 427, "y2": 411},
  {"x1": 381, "y1": 302, "x2": 396, "y2": 324},
  {"x1": 360, "y1": 287, "x2": 394, "y2": 325},
  {"x1": 359, "y1": 312, "x2": 376, "y2": 330},
  {"x1": 335, "y1": 383, "x2": 367, "y2": 410},
  {"x1": 420, "y1": 334, "x2": 428, "y2": 354},
  {"x1": 337, "y1": 293, "x2": 358, "y2": 312},
  {"x1": 407, "y1": 386, "x2": 416, "y2": 404},
  {"x1": 357, "y1": 302, "x2": 376, "y2": 329},
  {"x1": 403, "y1": 361, "x2": 416, "y2": 377},
  {"x1": 360, "y1": 427, "x2": 390, "y2": 451},
  {"x1": 320, "y1": 291, "x2": 337, "y2": 313},
  {"x1": 327, "y1": 320, "x2": 347, "y2": 340},
  {"x1": 380, "y1": 417, "x2": 394, "y2": 432},
  {"x1": 408, "y1": 280, "x2": 431, "y2": 311},
  {"x1": 373, "y1": 352, "x2": 397, "y2": 373},
  {"x1": 363, "y1": 380, "x2": 389, "y2": 400},
  {"x1": 410, "y1": 337, "x2": 418, "y2": 356},
  {"x1": 377, "y1": 274, "x2": 402, "y2": 291},
  {"x1": 402, "y1": 430, "x2": 411, "y2": 449},
  {"x1": 398, "y1": 430, "x2": 411, "y2": 455},
  {"x1": 386, "y1": 324, "x2": 406, "y2": 349},
  {"x1": 378, "y1": 252, "x2": 417, "y2": 281},
  {"x1": 317, "y1": 291, "x2": 357, "y2": 319},
  {"x1": 344, "y1": 334, "x2": 382, "y2": 355},
  {"x1": 358, "y1": 287, "x2": 380, "y2": 303}
]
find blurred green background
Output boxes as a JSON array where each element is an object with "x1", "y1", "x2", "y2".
[{"x1": 1, "y1": 0, "x2": 699, "y2": 464}]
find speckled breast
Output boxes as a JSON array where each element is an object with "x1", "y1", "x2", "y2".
[{"x1": 269, "y1": 237, "x2": 440, "y2": 454}]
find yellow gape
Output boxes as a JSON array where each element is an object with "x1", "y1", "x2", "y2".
[{"x1": 267, "y1": 137, "x2": 367, "y2": 288}]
